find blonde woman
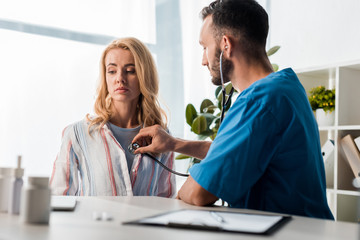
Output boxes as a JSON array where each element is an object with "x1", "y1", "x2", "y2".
[{"x1": 50, "y1": 37, "x2": 175, "y2": 197}]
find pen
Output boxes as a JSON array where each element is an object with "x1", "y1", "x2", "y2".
[{"x1": 210, "y1": 211, "x2": 226, "y2": 224}]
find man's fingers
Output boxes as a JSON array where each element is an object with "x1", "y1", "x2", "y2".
[
  {"x1": 132, "y1": 132, "x2": 151, "y2": 144},
  {"x1": 132, "y1": 125, "x2": 167, "y2": 154},
  {"x1": 145, "y1": 137, "x2": 152, "y2": 146},
  {"x1": 134, "y1": 145, "x2": 154, "y2": 154},
  {"x1": 132, "y1": 125, "x2": 164, "y2": 143}
]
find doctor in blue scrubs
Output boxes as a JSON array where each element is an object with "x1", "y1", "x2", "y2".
[{"x1": 133, "y1": 0, "x2": 334, "y2": 220}]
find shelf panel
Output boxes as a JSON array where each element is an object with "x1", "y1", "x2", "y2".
[
  {"x1": 337, "y1": 194, "x2": 360, "y2": 222},
  {"x1": 295, "y1": 60, "x2": 360, "y2": 74},
  {"x1": 340, "y1": 63, "x2": 360, "y2": 72},
  {"x1": 297, "y1": 68, "x2": 336, "y2": 95},
  {"x1": 337, "y1": 125, "x2": 360, "y2": 130},
  {"x1": 336, "y1": 190, "x2": 360, "y2": 196},
  {"x1": 318, "y1": 125, "x2": 360, "y2": 131},
  {"x1": 319, "y1": 126, "x2": 336, "y2": 131},
  {"x1": 296, "y1": 67, "x2": 336, "y2": 79},
  {"x1": 325, "y1": 190, "x2": 336, "y2": 218},
  {"x1": 338, "y1": 67, "x2": 360, "y2": 125}
]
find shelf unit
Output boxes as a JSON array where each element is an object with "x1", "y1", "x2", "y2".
[{"x1": 296, "y1": 61, "x2": 360, "y2": 222}]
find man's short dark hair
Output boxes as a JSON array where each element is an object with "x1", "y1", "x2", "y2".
[{"x1": 201, "y1": 0, "x2": 269, "y2": 59}]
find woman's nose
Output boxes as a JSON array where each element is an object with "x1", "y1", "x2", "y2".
[{"x1": 116, "y1": 72, "x2": 126, "y2": 84}]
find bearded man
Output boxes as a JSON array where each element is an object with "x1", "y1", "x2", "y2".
[{"x1": 133, "y1": 0, "x2": 334, "y2": 220}]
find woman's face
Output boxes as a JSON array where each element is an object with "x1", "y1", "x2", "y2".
[{"x1": 105, "y1": 48, "x2": 141, "y2": 105}]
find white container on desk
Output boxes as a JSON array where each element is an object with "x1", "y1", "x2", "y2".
[
  {"x1": 20, "y1": 176, "x2": 51, "y2": 224},
  {"x1": 8, "y1": 156, "x2": 24, "y2": 214},
  {"x1": 0, "y1": 167, "x2": 13, "y2": 212}
]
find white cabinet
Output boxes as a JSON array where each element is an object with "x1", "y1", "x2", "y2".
[{"x1": 296, "y1": 62, "x2": 360, "y2": 222}]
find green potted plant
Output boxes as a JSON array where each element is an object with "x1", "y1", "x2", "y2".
[
  {"x1": 176, "y1": 46, "x2": 281, "y2": 169},
  {"x1": 308, "y1": 85, "x2": 335, "y2": 126}
]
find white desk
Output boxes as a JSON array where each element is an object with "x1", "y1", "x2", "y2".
[{"x1": 0, "y1": 196, "x2": 359, "y2": 240}]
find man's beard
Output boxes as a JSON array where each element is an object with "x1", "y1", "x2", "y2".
[{"x1": 210, "y1": 47, "x2": 233, "y2": 86}]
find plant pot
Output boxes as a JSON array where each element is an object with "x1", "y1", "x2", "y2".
[{"x1": 316, "y1": 109, "x2": 335, "y2": 126}]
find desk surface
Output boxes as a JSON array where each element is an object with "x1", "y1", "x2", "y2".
[{"x1": 0, "y1": 196, "x2": 359, "y2": 240}]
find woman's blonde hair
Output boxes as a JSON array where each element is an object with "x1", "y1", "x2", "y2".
[{"x1": 87, "y1": 37, "x2": 167, "y2": 133}]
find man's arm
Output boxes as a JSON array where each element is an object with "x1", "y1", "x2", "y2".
[
  {"x1": 132, "y1": 125, "x2": 211, "y2": 160},
  {"x1": 176, "y1": 175, "x2": 218, "y2": 206}
]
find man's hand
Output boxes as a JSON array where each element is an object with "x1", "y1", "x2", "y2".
[
  {"x1": 132, "y1": 125, "x2": 212, "y2": 159},
  {"x1": 132, "y1": 125, "x2": 176, "y2": 155}
]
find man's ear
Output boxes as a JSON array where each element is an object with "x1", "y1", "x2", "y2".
[{"x1": 221, "y1": 35, "x2": 233, "y2": 58}]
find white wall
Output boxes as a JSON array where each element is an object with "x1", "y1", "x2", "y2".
[
  {"x1": 0, "y1": 29, "x2": 102, "y2": 176},
  {"x1": 180, "y1": 0, "x2": 215, "y2": 139},
  {"x1": 0, "y1": 0, "x2": 157, "y2": 178},
  {"x1": 268, "y1": 0, "x2": 360, "y2": 71}
]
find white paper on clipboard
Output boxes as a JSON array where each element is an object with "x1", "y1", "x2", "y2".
[{"x1": 124, "y1": 209, "x2": 290, "y2": 235}]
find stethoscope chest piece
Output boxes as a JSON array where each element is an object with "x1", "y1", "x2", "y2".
[{"x1": 128, "y1": 142, "x2": 140, "y2": 154}]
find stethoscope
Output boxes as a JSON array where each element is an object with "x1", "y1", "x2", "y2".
[
  {"x1": 219, "y1": 47, "x2": 234, "y2": 124},
  {"x1": 129, "y1": 47, "x2": 233, "y2": 177},
  {"x1": 128, "y1": 142, "x2": 189, "y2": 177}
]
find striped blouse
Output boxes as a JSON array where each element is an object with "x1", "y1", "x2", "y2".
[{"x1": 50, "y1": 118, "x2": 176, "y2": 197}]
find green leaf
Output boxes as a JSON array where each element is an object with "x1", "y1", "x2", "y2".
[
  {"x1": 225, "y1": 83, "x2": 233, "y2": 94},
  {"x1": 175, "y1": 154, "x2": 191, "y2": 160},
  {"x1": 187, "y1": 157, "x2": 202, "y2": 171},
  {"x1": 201, "y1": 113, "x2": 217, "y2": 126},
  {"x1": 206, "y1": 105, "x2": 218, "y2": 112},
  {"x1": 308, "y1": 85, "x2": 335, "y2": 111},
  {"x1": 192, "y1": 115, "x2": 207, "y2": 134},
  {"x1": 272, "y1": 63, "x2": 279, "y2": 72},
  {"x1": 210, "y1": 132, "x2": 217, "y2": 140},
  {"x1": 200, "y1": 99, "x2": 215, "y2": 113},
  {"x1": 216, "y1": 83, "x2": 233, "y2": 99},
  {"x1": 217, "y1": 89, "x2": 232, "y2": 111},
  {"x1": 198, "y1": 131, "x2": 213, "y2": 139},
  {"x1": 215, "y1": 86, "x2": 222, "y2": 98},
  {"x1": 185, "y1": 104, "x2": 197, "y2": 126},
  {"x1": 224, "y1": 97, "x2": 232, "y2": 111},
  {"x1": 267, "y1": 46, "x2": 280, "y2": 57},
  {"x1": 217, "y1": 92, "x2": 223, "y2": 109}
]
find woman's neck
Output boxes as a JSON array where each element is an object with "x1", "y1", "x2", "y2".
[{"x1": 109, "y1": 101, "x2": 139, "y2": 128}]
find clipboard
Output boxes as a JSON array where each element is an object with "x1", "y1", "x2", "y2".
[{"x1": 123, "y1": 209, "x2": 291, "y2": 235}]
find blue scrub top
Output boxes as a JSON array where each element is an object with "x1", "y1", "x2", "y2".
[{"x1": 189, "y1": 68, "x2": 334, "y2": 220}]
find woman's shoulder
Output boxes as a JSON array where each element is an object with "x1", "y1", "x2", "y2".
[
  {"x1": 61, "y1": 117, "x2": 93, "y2": 137},
  {"x1": 67, "y1": 118, "x2": 90, "y2": 128}
]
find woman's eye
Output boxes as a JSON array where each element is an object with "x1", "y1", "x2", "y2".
[
  {"x1": 126, "y1": 69, "x2": 136, "y2": 74},
  {"x1": 107, "y1": 70, "x2": 116, "y2": 74}
]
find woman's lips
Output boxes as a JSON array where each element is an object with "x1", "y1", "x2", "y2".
[{"x1": 115, "y1": 87, "x2": 128, "y2": 93}]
